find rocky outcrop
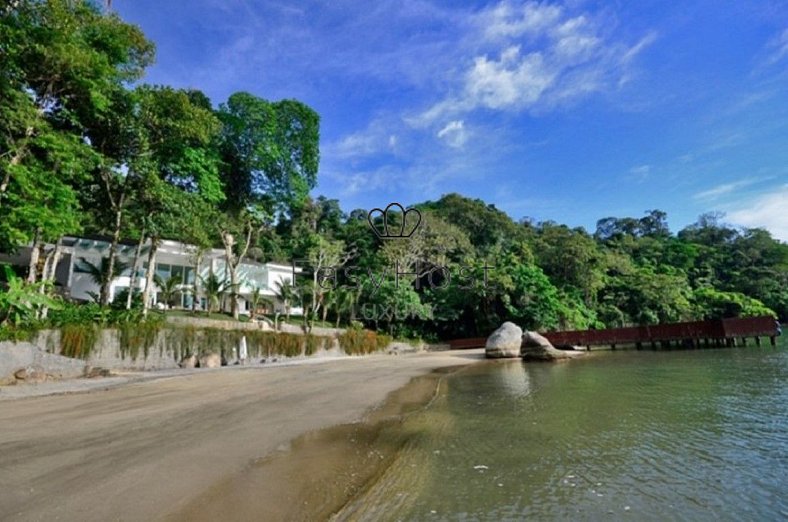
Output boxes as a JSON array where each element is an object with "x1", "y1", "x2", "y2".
[
  {"x1": 198, "y1": 352, "x2": 222, "y2": 368},
  {"x1": 84, "y1": 367, "x2": 112, "y2": 378},
  {"x1": 485, "y1": 322, "x2": 523, "y2": 358},
  {"x1": 179, "y1": 354, "x2": 197, "y2": 369},
  {"x1": 521, "y1": 331, "x2": 577, "y2": 361},
  {"x1": 13, "y1": 365, "x2": 49, "y2": 383},
  {"x1": 1, "y1": 342, "x2": 86, "y2": 385}
]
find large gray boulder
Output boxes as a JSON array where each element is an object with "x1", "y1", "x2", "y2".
[
  {"x1": 486, "y1": 322, "x2": 523, "y2": 358},
  {"x1": 198, "y1": 352, "x2": 221, "y2": 369},
  {"x1": 521, "y1": 331, "x2": 575, "y2": 361}
]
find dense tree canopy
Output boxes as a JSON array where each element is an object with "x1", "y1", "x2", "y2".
[{"x1": 1, "y1": 1, "x2": 785, "y2": 340}]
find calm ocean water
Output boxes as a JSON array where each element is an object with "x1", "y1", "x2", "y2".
[{"x1": 339, "y1": 339, "x2": 788, "y2": 521}]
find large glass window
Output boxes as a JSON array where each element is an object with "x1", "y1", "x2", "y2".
[
  {"x1": 155, "y1": 263, "x2": 171, "y2": 281},
  {"x1": 171, "y1": 265, "x2": 184, "y2": 284}
]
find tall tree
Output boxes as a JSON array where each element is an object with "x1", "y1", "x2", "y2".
[{"x1": 218, "y1": 92, "x2": 319, "y2": 216}]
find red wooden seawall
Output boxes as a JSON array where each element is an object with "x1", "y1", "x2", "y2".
[{"x1": 447, "y1": 316, "x2": 780, "y2": 350}]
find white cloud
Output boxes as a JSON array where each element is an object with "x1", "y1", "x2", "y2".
[
  {"x1": 628, "y1": 165, "x2": 651, "y2": 181},
  {"x1": 412, "y1": 1, "x2": 656, "y2": 126},
  {"x1": 436, "y1": 120, "x2": 469, "y2": 148},
  {"x1": 693, "y1": 177, "x2": 766, "y2": 201},
  {"x1": 622, "y1": 31, "x2": 659, "y2": 63},
  {"x1": 480, "y1": 1, "x2": 563, "y2": 40},
  {"x1": 465, "y1": 47, "x2": 555, "y2": 110},
  {"x1": 329, "y1": 118, "x2": 401, "y2": 159},
  {"x1": 326, "y1": 0, "x2": 657, "y2": 200},
  {"x1": 727, "y1": 184, "x2": 788, "y2": 241},
  {"x1": 765, "y1": 28, "x2": 788, "y2": 66}
]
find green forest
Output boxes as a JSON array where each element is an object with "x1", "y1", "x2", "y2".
[{"x1": 1, "y1": 1, "x2": 786, "y2": 341}]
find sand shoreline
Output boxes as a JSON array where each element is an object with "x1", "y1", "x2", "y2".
[{"x1": 0, "y1": 349, "x2": 485, "y2": 521}]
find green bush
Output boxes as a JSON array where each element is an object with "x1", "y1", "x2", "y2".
[
  {"x1": 304, "y1": 334, "x2": 322, "y2": 356},
  {"x1": 163, "y1": 327, "x2": 329, "y2": 360},
  {"x1": 60, "y1": 323, "x2": 99, "y2": 359},
  {"x1": 692, "y1": 287, "x2": 777, "y2": 320},
  {"x1": 0, "y1": 325, "x2": 36, "y2": 343},
  {"x1": 339, "y1": 329, "x2": 390, "y2": 355},
  {"x1": 118, "y1": 320, "x2": 162, "y2": 361}
]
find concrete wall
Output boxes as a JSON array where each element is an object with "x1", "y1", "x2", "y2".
[
  {"x1": 164, "y1": 315, "x2": 273, "y2": 331},
  {"x1": 35, "y1": 329, "x2": 180, "y2": 371},
  {"x1": 0, "y1": 341, "x2": 86, "y2": 385}
]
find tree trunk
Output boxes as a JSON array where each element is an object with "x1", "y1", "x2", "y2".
[
  {"x1": 38, "y1": 239, "x2": 62, "y2": 320},
  {"x1": 126, "y1": 232, "x2": 146, "y2": 310},
  {"x1": 229, "y1": 264, "x2": 239, "y2": 318},
  {"x1": 26, "y1": 228, "x2": 42, "y2": 284},
  {"x1": 0, "y1": 168, "x2": 11, "y2": 205},
  {"x1": 46, "y1": 240, "x2": 62, "y2": 283},
  {"x1": 191, "y1": 250, "x2": 203, "y2": 314},
  {"x1": 221, "y1": 224, "x2": 253, "y2": 321},
  {"x1": 101, "y1": 200, "x2": 124, "y2": 306},
  {"x1": 141, "y1": 238, "x2": 159, "y2": 316}
]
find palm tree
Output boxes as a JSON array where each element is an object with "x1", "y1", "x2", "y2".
[
  {"x1": 247, "y1": 287, "x2": 272, "y2": 320},
  {"x1": 153, "y1": 274, "x2": 182, "y2": 309},
  {"x1": 274, "y1": 279, "x2": 296, "y2": 323},
  {"x1": 77, "y1": 256, "x2": 129, "y2": 303},
  {"x1": 199, "y1": 270, "x2": 233, "y2": 315},
  {"x1": 334, "y1": 287, "x2": 356, "y2": 328}
]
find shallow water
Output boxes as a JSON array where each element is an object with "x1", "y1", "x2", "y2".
[{"x1": 339, "y1": 342, "x2": 788, "y2": 521}]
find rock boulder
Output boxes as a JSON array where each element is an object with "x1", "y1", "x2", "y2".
[
  {"x1": 179, "y1": 354, "x2": 197, "y2": 369},
  {"x1": 521, "y1": 331, "x2": 577, "y2": 361},
  {"x1": 13, "y1": 365, "x2": 48, "y2": 383},
  {"x1": 485, "y1": 322, "x2": 523, "y2": 358},
  {"x1": 198, "y1": 352, "x2": 221, "y2": 369}
]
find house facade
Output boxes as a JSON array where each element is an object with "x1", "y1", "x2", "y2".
[{"x1": 1, "y1": 236, "x2": 302, "y2": 316}]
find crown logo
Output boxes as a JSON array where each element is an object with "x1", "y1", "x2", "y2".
[{"x1": 367, "y1": 203, "x2": 422, "y2": 239}]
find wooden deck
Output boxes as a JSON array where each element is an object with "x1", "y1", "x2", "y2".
[{"x1": 448, "y1": 316, "x2": 781, "y2": 351}]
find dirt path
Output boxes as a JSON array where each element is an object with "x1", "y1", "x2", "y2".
[{"x1": 0, "y1": 350, "x2": 483, "y2": 521}]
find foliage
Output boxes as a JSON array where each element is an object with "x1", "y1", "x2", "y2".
[
  {"x1": 118, "y1": 319, "x2": 161, "y2": 360},
  {"x1": 339, "y1": 329, "x2": 391, "y2": 355},
  {"x1": 1, "y1": 2, "x2": 787, "y2": 344},
  {"x1": 692, "y1": 287, "x2": 776, "y2": 320},
  {"x1": 59, "y1": 323, "x2": 99, "y2": 359},
  {"x1": 218, "y1": 93, "x2": 320, "y2": 215},
  {"x1": 0, "y1": 265, "x2": 61, "y2": 326},
  {"x1": 153, "y1": 274, "x2": 182, "y2": 308}
]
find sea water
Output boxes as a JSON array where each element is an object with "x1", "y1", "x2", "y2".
[{"x1": 339, "y1": 340, "x2": 788, "y2": 521}]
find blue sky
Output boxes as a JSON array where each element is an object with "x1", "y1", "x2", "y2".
[{"x1": 114, "y1": 0, "x2": 788, "y2": 239}]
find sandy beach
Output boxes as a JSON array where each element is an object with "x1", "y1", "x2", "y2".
[{"x1": 0, "y1": 349, "x2": 484, "y2": 521}]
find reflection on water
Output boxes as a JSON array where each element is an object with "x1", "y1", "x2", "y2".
[
  {"x1": 338, "y1": 342, "x2": 788, "y2": 521},
  {"x1": 493, "y1": 359, "x2": 531, "y2": 398}
]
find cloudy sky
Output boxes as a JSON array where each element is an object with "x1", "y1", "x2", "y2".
[{"x1": 115, "y1": 0, "x2": 788, "y2": 239}]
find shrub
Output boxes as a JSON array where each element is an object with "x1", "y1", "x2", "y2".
[
  {"x1": 304, "y1": 334, "x2": 322, "y2": 356},
  {"x1": 60, "y1": 323, "x2": 99, "y2": 359},
  {"x1": 693, "y1": 288, "x2": 777, "y2": 320},
  {"x1": 339, "y1": 329, "x2": 390, "y2": 355},
  {"x1": 118, "y1": 320, "x2": 162, "y2": 361}
]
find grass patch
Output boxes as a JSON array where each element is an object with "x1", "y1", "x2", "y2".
[
  {"x1": 339, "y1": 329, "x2": 392, "y2": 355},
  {"x1": 161, "y1": 326, "x2": 330, "y2": 360},
  {"x1": 59, "y1": 323, "x2": 99, "y2": 359},
  {"x1": 118, "y1": 320, "x2": 162, "y2": 361}
]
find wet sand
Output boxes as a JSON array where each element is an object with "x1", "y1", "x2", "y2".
[{"x1": 0, "y1": 350, "x2": 484, "y2": 521}]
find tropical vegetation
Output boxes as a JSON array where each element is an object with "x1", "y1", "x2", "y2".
[{"x1": 1, "y1": 1, "x2": 786, "y2": 344}]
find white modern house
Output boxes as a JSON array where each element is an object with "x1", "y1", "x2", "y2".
[{"x1": 1, "y1": 236, "x2": 302, "y2": 316}]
